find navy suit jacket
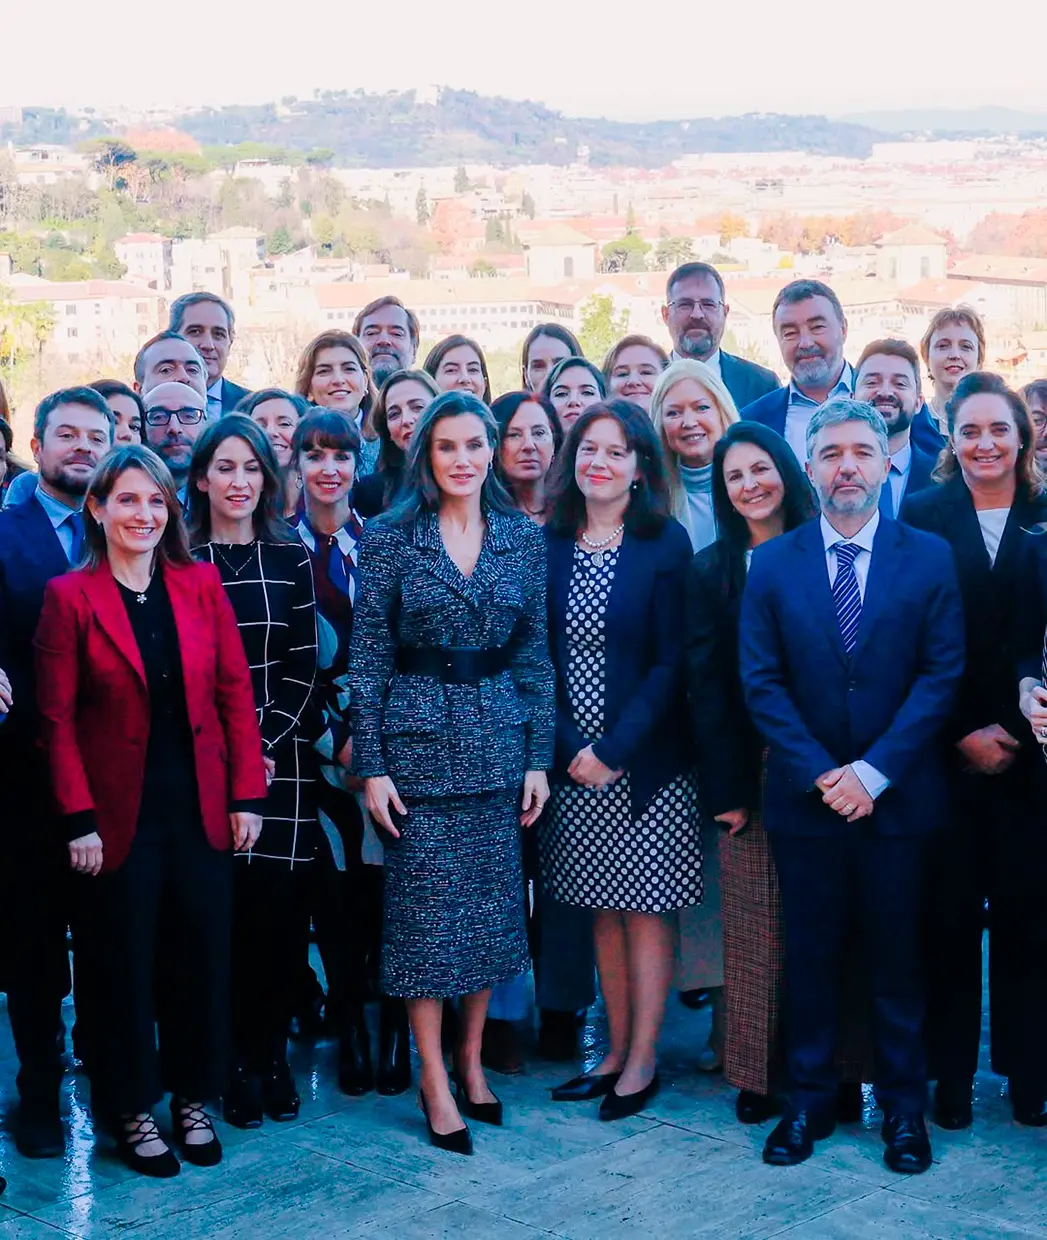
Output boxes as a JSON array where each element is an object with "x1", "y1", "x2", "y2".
[
  {"x1": 739, "y1": 516, "x2": 965, "y2": 836},
  {"x1": 902, "y1": 443, "x2": 937, "y2": 504},
  {"x1": 720, "y1": 351, "x2": 780, "y2": 412},
  {"x1": 0, "y1": 494, "x2": 71, "y2": 761},
  {"x1": 740, "y1": 385, "x2": 790, "y2": 437},
  {"x1": 910, "y1": 403, "x2": 946, "y2": 457},
  {"x1": 220, "y1": 377, "x2": 251, "y2": 413},
  {"x1": 546, "y1": 518, "x2": 693, "y2": 817}
]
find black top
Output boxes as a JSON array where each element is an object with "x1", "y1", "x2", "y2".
[
  {"x1": 353, "y1": 467, "x2": 402, "y2": 519},
  {"x1": 116, "y1": 570, "x2": 200, "y2": 826}
]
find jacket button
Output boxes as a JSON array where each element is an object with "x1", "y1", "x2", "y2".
[{"x1": 848, "y1": 681, "x2": 856, "y2": 691}]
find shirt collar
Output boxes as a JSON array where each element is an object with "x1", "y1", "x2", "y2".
[
  {"x1": 820, "y1": 509, "x2": 879, "y2": 555},
  {"x1": 788, "y1": 362, "x2": 853, "y2": 408},
  {"x1": 889, "y1": 440, "x2": 912, "y2": 474},
  {"x1": 35, "y1": 485, "x2": 79, "y2": 530},
  {"x1": 207, "y1": 378, "x2": 223, "y2": 399}
]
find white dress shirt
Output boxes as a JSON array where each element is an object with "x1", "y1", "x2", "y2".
[
  {"x1": 207, "y1": 378, "x2": 224, "y2": 420},
  {"x1": 820, "y1": 510, "x2": 889, "y2": 800},
  {"x1": 886, "y1": 440, "x2": 912, "y2": 515}
]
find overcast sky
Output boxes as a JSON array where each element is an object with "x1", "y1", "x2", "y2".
[{"x1": 7, "y1": 0, "x2": 1047, "y2": 120}]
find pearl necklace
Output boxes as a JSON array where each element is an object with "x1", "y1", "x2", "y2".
[{"x1": 581, "y1": 523, "x2": 624, "y2": 568}]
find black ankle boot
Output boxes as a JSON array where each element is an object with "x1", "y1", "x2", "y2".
[
  {"x1": 376, "y1": 998, "x2": 411, "y2": 1096},
  {"x1": 339, "y1": 1006, "x2": 374, "y2": 1096}
]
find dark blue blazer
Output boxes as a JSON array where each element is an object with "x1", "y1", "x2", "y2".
[
  {"x1": 720, "y1": 351, "x2": 780, "y2": 411},
  {"x1": 739, "y1": 516, "x2": 965, "y2": 836},
  {"x1": 910, "y1": 403, "x2": 946, "y2": 457},
  {"x1": 0, "y1": 494, "x2": 70, "y2": 758},
  {"x1": 740, "y1": 385, "x2": 790, "y2": 437},
  {"x1": 220, "y1": 377, "x2": 251, "y2": 413},
  {"x1": 902, "y1": 443, "x2": 937, "y2": 504},
  {"x1": 546, "y1": 518, "x2": 693, "y2": 816}
]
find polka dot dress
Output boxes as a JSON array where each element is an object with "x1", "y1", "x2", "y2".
[{"x1": 541, "y1": 544, "x2": 703, "y2": 914}]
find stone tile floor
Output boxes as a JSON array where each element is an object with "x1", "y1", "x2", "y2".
[{"x1": 0, "y1": 983, "x2": 1044, "y2": 1238}]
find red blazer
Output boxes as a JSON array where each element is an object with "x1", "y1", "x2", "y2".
[{"x1": 34, "y1": 559, "x2": 267, "y2": 873}]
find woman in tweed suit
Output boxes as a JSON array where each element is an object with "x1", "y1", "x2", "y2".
[
  {"x1": 187, "y1": 417, "x2": 320, "y2": 1128},
  {"x1": 349, "y1": 390, "x2": 555, "y2": 1154}
]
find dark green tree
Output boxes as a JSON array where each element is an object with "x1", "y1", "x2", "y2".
[
  {"x1": 454, "y1": 165, "x2": 470, "y2": 194},
  {"x1": 415, "y1": 185, "x2": 430, "y2": 226}
]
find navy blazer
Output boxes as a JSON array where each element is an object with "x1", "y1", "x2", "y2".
[
  {"x1": 902, "y1": 443, "x2": 937, "y2": 504},
  {"x1": 0, "y1": 494, "x2": 71, "y2": 759},
  {"x1": 739, "y1": 516, "x2": 965, "y2": 837},
  {"x1": 910, "y1": 403, "x2": 946, "y2": 458},
  {"x1": 720, "y1": 351, "x2": 780, "y2": 411},
  {"x1": 220, "y1": 377, "x2": 251, "y2": 413},
  {"x1": 546, "y1": 518, "x2": 694, "y2": 817},
  {"x1": 740, "y1": 385, "x2": 790, "y2": 437}
]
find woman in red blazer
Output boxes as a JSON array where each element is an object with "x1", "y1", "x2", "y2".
[{"x1": 34, "y1": 443, "x2": 267, "y2": 1179}]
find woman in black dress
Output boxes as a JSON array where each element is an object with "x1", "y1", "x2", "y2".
[
  {"x1": 354, "y1": 370, "x2": 439, "y2": 518},
  {"x1": 238, "y1": 388, "x2": 315, "y2": 519},
  {"x1": 186, "y1": 416, "x2": 320, "y2": 1129}
]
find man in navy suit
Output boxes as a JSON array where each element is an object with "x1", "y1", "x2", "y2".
[
  {"x1": 661, "y1": 262, "x2": 780, "y2": 411},
  {"x1": 741, "y1": 279, "x2": 853, "y2": 463},
  {"x1": 169, "y1": 292, "x2": 249, "y2": 416},
  {"x1": 853, "y1": 339, "x2": 938, "y2": 517},
  {"x1": 0, "y1": 388, "x2": 114, "y2": 1157},
  {"x1": 740, "y1": 398, "x2": 964, "y2": 1174}
]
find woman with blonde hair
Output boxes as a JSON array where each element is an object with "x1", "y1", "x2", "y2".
[
  {"x1": 649, "y1": 359, "x2": 740, "y2": 556},
  {"x1": 294, "y1": 331, "x2": 380, "y2": 476}
]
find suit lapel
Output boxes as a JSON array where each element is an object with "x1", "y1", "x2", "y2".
[
  {"x1": 23, "y1": 495, "x2": 72, "y2": 578},
  {"x1": 792, "y1": 519, "x2": 848, "y2": 666},
  {"x1": 414, "y1": 511, "x2": 483, "y2": 610},
  {"x1": 850, "y1": 519, "x2": 903, "y2": 662},
  {"x1": 82, "y1": 564, "x2": 147, "y2": 685}
]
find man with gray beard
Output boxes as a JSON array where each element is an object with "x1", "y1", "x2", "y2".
[{"x1": 741, "y1": 279, "x2": 853, "y2": 464}]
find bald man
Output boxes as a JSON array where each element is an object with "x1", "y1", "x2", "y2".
[{"x1": 141, "y1": 381, "x2": 208, "y2": 501}]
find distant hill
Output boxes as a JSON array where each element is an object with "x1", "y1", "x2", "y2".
[
  {"x1": 840, "y1": 106, "x2": 1047, "y2": 138},
  {"x1": 1, "y1": 90, "x2": 883, "y2": 168}
]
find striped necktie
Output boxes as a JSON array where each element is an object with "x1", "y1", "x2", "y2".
[{"x1": 832, "y1": 542, "x2": 862, "y2": 654}]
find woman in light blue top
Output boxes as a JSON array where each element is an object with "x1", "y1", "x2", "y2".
[{"x1": 649, "y1": 357, "x2": 740, "y2": 1070}]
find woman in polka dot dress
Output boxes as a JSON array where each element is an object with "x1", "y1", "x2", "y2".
[{"x1": 541, "y1": 399, "x2": 701, "y2": 1121}]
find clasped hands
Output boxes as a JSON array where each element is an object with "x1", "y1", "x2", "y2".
[
  {"x1": 815, "y1": 765, "x2": 874, "y2": 822},
  {"x1": 568, "y1": 744, "x2": 622, "y2": 791}
]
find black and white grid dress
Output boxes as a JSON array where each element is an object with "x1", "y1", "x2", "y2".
[{"x1": 542, "y1": 545, "x2": 702, "y2": 913}]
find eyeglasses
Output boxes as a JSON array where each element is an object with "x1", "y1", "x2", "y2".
[
  {"x1": 144, "y1": 407, "x2": 205, "y2": 426},
  {"x1": 668, "y1": 298, "x2": 724, "y2": 316}
]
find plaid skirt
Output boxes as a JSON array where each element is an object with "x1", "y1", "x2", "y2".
[{"x1": 721, "y1": 769, "x2": 873, "y2": 1095}]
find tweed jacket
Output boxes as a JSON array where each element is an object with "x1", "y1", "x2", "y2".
[{"x1": 348, "y1": 507, "x2": 555, "y2": 799}]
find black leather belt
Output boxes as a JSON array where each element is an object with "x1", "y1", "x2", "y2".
[{"x1": 395, "y1": 644, "x2": 511, "y2": 684}]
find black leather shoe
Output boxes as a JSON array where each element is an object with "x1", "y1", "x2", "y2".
[
  {"x1": 14, "y1": 1098, "x2": 65, "y2": 1159},
  {"x1": 836, "y1": 1081, "x2": 865, "y2": 1124},
  {"x1": 882, "y1": 1112, "x2": 932, "y2": 1174},
  {"x1": 419, "y1": 1090, "x2": 472, "y2": 1155},
  {"x1": 537, "y1": 1010, "x2": 581, "y2": 1062},
  {"x1": 261, "y1": 1060, "x2": 300, "y2": 1122},
  {"x1": 762, "y1": 1112, "x2": 836, "y2": 1166},
  {"x1": 599, "y1": 1073, "x2": 660, "y2": 1121},
  {"x1": 736, "y1": 1090, "x2": 782, "y2": 1125},
  {"x1": 679, "y1": 989, "x2": 711, "y2": 1010},
  {"x1": 223, "y1": 1064, "x2": 264, "y2": 1129},
  {"x1": 117, "y1": 1114, "x2": 181, "y2": 1179},
  {"x1": 551, "y1": 1071, "x2": 622, "y2": 1102},
  {"x1": 933, "y1": 1078, "x2": 973, "y2": 1130},
  {"x1": 339, "y1": 1009, "x2": 374, "y2": 1096},
  {"x1": 1010, "y1": 1085, "x2": 1047, "y2": 1128},
  {"x1": 454, "y1": 1074, "x2": 503, "y2": 1126},
  {"x1": 376, "y1": 998, "x2": 412, "y2": 1096}
]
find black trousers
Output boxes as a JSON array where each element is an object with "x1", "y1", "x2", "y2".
[
  {"x1": 231, "y1": 857, "x2": 313, "y2": 1068},
  {"x1": 771, "y1": 828, "x2": 929, "y2": 1118},
  {"x1": 4, "y1": 813, "x2": 72, "y2": 1103},
  {"x1": 77, "y1": 816, "x2": 232, "y2": 1115},
  {"x1": 925, "y1": 762, "x2": 1047, "y2": 1094},
  {"x1": 312, "y1": 854, "x2": 385, "y2": 1026}
]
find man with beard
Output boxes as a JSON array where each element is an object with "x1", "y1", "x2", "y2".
[
  {"x1": 133, "y1": 330, "x2": 209, "y2": 401},
  {"x1": 169, "y1": 292, "x2": 249, "y2": 417},
  {"x1": 141, "y1": 380, "x2": 208, "y2": 506},
  {"x1": 740, "y1": 398, "x2": 964, "y2": 1175},
  {"x1": 662, "y1": 263, "x2": 779, "y2": 410},
  {"x1": 742, "y1": 280, "x2": 852, "y2": 464},
  {"x1": 0, "y1": 388, "x2": 114, "y2": 1157},
  {"x1": 353, "y1": 296, "x2": 420, "y2": 388},
  {"x1": 854, "y1": 339, "x2": 938, "y2": 518}
]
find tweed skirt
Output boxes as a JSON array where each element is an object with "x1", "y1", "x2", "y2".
[
  {"x1": 720, "y1": 778, "x2": 873, "y2": 1094},
  {"x1": 380, "y1": 791, "x2": 529, "y2": 999}
]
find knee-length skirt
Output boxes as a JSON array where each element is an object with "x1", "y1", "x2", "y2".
[{"x1": 380, "y1": 791, "x2": 529, "y2": 998}]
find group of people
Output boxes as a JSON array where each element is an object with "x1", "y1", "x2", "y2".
[{"x1": 0, "y1": 264, "x2": 1045, "y2": 1189}]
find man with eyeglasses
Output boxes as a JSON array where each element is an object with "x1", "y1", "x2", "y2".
[
  {"x1": 662, "y1": 262, "x2": 780, "y2": 410},
  {"x1": 142, "y1": 381, "x2": 208, "y2": 505}
]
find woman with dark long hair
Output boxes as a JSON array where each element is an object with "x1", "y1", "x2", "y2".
[
  {"x1": 185, "y1": 416, "x2": 320, "y2": 1130},
  {"x1": 349, "y1": 390, "x2": 554, "y2": 1153},
  {"x1": 34, "y1": 445, "x2": 266, "y2": 1176},
  {"x1": 520, "y1": 323, "x2": 583, "y2": 394},
  {"x1": 602, "y1": 335, "x2": 670, "y2": 413},
  {"x1": 295, "y1": 331, "x2": 380, "y2": 476},
  {"x1": 902, "y1": 371, "x2": 1047, "y2": 1130},
  {"x1": 237, "y1": 388, "x2": 314, "y2": 518},
  {"x1": 354, "y1": 370, "x2": 440, "y2": 518},
  {"x1": 424, "y1": 335, "x2": 492, "y2": 404},
  {"x1": 542, "y1": 399, "x2": 699, "y2": 1121},
  {"x1": 543, "y1": 357, "x2": 605, "y2": 435},
  {"x1": 685, "y1": 421, "x2": 817, "y2": 1124}
]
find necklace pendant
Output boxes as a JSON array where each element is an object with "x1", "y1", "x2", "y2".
[
  {"x1": 136, "y1": 592, "x2": 147, "y2": 605},
  {"x1": 592, "y1": 549, "x2": 605, "y2": 569}
]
